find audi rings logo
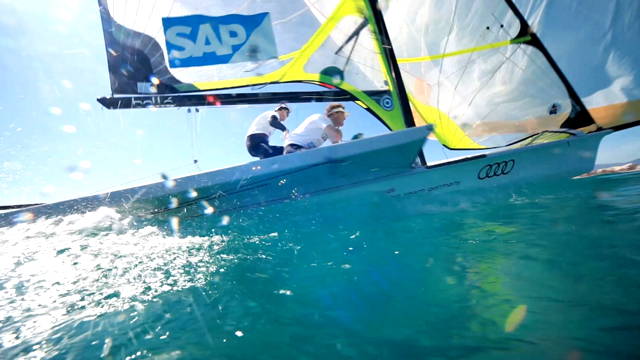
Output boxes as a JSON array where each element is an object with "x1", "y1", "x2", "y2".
[{"x1": 477, "y1": 160, "x2": 515, "y2": 180}]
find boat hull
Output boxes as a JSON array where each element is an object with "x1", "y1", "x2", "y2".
[{"x1": 0, "y1": 127, "x2": 610, "y2": 233}]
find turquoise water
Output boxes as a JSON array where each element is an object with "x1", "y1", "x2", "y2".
[{"x1": 1, "y1": 172, "x2": 639, "y2": 359}]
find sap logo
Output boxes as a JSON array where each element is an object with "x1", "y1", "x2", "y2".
[
  {"x1": 162, "y1": 13, "x2": 277, "y2": 68},
  {"x1": 166, "y1": 23, "x2": 246, "y2": 58}
]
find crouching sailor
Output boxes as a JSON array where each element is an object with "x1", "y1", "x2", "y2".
[
  {"x1": 246, "y1": 103, "x2": 291, "y2": 159},
  {"x1": 284, "y1": 103, "x2": 347, "y2": 154}
]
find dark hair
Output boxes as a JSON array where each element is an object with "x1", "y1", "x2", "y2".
[{"x1": 275, "y1": 102, "x2": 290, "y2": 113}]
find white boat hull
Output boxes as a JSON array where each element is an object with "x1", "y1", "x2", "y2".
[{"x1": 0, "y1": 127, "x2": 610, "y2": 233}]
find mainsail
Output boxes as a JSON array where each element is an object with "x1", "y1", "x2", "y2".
[
  {"x1": 520, "y1": 0, "x2": 640, "y2": 131},
  {"x1": 97, "y1": 0, "x2": 412, "y2": 130},
  {"x1": 97, "y1": 0, "x2": 637, "y2": 151},
  {"x1": 383, "y1": 0, "x2": 593, "y2": 148}
]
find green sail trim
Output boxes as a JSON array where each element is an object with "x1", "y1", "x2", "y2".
[
  {"x1": 409, "y1": 94, "x2": 485, "y2": 149},
  {"x1": 191, "y1": 0, "x2": 407, "y2": 131},
  {"x1": 398, "y1": 35, "x2": 532, "y2": 63},
  {"x1": 395, "y1": 35, "x2": 533, "y2": 149}
]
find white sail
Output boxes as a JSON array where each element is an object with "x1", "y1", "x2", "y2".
[{"x1": 518, "y1": 0, "x2": 640, "y2": 129}]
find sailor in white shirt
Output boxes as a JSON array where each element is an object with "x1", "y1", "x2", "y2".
[
  {"x1": 284, "y1": 103, "x2": 347, "y2": 154},
  {"x1": 245, "y1": 103, "x2": 290, "y2": 159}
]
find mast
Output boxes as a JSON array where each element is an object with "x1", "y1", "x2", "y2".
[
  {"x1": 365, "y1": 0, "x2": 427, "y2": 164},
  {"x1": 365, "y1": 0, "x2": 416, "y2": 129},
  {"x1": 503, "y1": 0, "x2": 598, "y2": 130}
]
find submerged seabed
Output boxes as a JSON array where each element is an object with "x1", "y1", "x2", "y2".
[{"x1": 1, "y1": 172, "x2": 639, "y2": 359}]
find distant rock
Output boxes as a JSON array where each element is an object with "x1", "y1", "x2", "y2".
[
  {"x1": 594, "y1": 158, "x2": 640, "y2": 170},
  {"x1": 575, "y1": 163, "x2": 640, "y2": 178}
]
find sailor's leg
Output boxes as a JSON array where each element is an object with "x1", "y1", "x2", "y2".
[
  {"x1": 284, "y1": 144, "x2": 305, "y2": 154},
  {"x1": 261, "y1": 145, "x2": 284, "y2": 158},
  {"x1": 246, "y1": 134, "x2": 272, "y2": 159}
]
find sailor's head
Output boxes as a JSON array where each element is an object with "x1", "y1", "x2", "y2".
[
  {"x1": 274, "y1": 102, "x2": 291, "y2": 120},
  {"x1": 325, "y1": 103, "x2": 348, "y2": 128}
]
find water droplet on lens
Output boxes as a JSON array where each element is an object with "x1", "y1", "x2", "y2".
[
  {"x1": 161, "y1": 173, "x2": 176, "y2": 188},
  {"x1": 50, "y1": 107, "x2": 63, "y2": 116},
  {"x1": 101, "y1": 337, "x2": 113, "y2": 358},
  {"x1": 200, "y1": 200, "x2": 214, "y2": 215},
  {"x1": 149, "y1": 75, "x2": 160, "y2": 85},
  {"x1": 504, "y1": 304, "x2": 528, "y2": 333},
  {"x1": 13, "y1": 211, "x2": 35, "y2": 223},
  {"x1": 62, "y1": 124, "x2": 76, "y2": 133},
  {"x1": 169, "y1": 217, "x2": 180, "y2": 235},
  {"x1": 68, "y1": 171, "x2": 85, "y2": 180},
  {"x1": 168, "y1": 197, "x2": 179, "y2": 209}
]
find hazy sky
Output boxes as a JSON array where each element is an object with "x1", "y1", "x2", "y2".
[{"x1": 0, "y1": 0, "x2": 637, "y2": 206}]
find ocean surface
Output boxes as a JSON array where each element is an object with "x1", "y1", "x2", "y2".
[{"x1": 1, "y1": 171, "x2": 639, "y2": 359}]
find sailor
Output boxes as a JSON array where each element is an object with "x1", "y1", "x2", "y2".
[
  {"x1": 245, "y1": 103, "x2": 290, "y2": 159},
  {"x1": 284, "y1": 103, "x2": 347, "y2": 154}
]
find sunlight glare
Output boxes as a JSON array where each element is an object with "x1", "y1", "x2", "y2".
[
  {"x1": 168, "y1": 197, "x2": 179, "y2": 209},
  {"x1": 505, "y1": 304, "x2": 528, "y2": 333},
  {"x1": 78, "y1": 160, "x2": 92, "y2": 169},
  {"x1": 169, "y1": 216, "x2": 180, "y2": 235},
  {"x1": 12, "y1": 211, "x2": 35, "y2": 223},
  {"x1": 62, "y1": 125, "x2": 77, "y2": 133},
  {"x1": 186, "y1": 189, "x2": 198, "y2": 199},
  {"x1": 161, "y1": 173, "x2": 176, "y2": 189},
  {"x1": 49, "y1": 107, "x2": 63, "y2": 116}
]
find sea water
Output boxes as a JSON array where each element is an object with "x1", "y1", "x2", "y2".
[{"x1": 1, "y1": 172, "x2": 639, "y2": 359}]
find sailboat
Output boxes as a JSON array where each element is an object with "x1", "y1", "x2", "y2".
[{"x1": 0, "y1": 0, "x2": 637, "y2": 231}]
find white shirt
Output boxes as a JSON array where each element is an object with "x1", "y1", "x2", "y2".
[
  {"x1": 246, "y1": 111, "x2": 281, "y2": 137},
  {"x1": 285, "y1": 113, "x2": 331, "y2": 149}
]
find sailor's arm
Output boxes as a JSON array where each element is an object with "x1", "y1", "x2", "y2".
[
  {"x1": 325, "y1": 124, "x2": 343, "y2": 144},
  {"x1": 269, "y1": 115, "x2": 287, "y2": 132}
]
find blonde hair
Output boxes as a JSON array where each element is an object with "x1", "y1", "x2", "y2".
[{"x1": 325, "y1": 103, "x2": 345, "y2": 115}]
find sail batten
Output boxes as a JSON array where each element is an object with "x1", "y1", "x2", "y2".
[{"x1": 398, "y1": 35, "x2": 532, "y2": 64}]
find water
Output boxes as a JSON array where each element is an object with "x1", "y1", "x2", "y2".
[{"x1": 1, "y1": 172, "x2": 639, "y2": 359}]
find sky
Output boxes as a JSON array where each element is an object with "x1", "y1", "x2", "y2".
[{"x1": 0, "y1": 0, "x2": 638, "y2": 206}]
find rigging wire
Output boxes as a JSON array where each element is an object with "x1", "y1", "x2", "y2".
[
  {"x1": 447, "y1": 10, "x2": 500, "y2": 116},
  {"x1": 339, "y1": 19, "x2": 367, "y2": 75},
  {"x1": 187, "y1": 108, "x2": 202, "y2": 171},
  {"x1": 436, "y1": 0, "x2": 459, "y2": 141},
  {"x1": 454, "y1": 8, "x2": 514, "y2": 122},
  {"x1": 457, "y1": 43, "x2": 519, "y2": 124}
]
